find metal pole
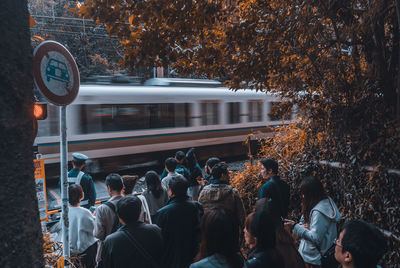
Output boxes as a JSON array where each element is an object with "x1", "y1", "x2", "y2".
[{"x1": 60, "y1": 105, "x2": 70, "y2": 264}]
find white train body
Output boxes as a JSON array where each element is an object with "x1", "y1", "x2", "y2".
[{"x1": 34, "y1": 78, "x2": 291, "y2": 174}]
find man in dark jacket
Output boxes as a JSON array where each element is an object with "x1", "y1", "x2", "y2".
[
  {"x1": 98, "y1": 195, "x2": 163, "y2": 268},
  {"x1": 155, "y1": 176, "x2": 203, "y2": 268},
  {"x1": 258, "y1": 158, "x2": 290, "y2": 218}
]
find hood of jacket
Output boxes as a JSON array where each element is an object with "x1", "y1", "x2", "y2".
[
  {"x1": 201, "y1": 184, "x2": 235, "y2": 203},
  {"x1": 312, "y1": 197, "x2": 341, "y2": 222}
]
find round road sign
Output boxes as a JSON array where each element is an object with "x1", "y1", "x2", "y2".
[{"x1": 33, "y1": 41, "x2": 80, "y2": 106}]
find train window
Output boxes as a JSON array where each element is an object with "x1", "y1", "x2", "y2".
[
  {"x1": 268, "y1": 102, "x2": 293, "y2": 121},
  {"x1": 248, "y1": 100, "x2": 263, "y2": 122},
  {"x1": 37, "y1": 104, "x2": 59, "y2": 136},
  {"x1": 228, "y1": 102, "x2": 241, "y2": 124},
  {"x1": 175, "y1": 103, "x2": 191, "y2": 127},
  {"x1": 201, "y1": 102, "x2": 219, "y2": 125},
  {"x1": 79, "y1": 103, "x2": 191, "y2": 134}
]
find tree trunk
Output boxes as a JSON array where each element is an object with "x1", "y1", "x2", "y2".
[{"x1": 0, "y1": 1, "x2": 44, "y2": 267}]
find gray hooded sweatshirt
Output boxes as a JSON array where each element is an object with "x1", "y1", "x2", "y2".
[{"x1": 293, "y1": 197, "x2": 341, "y2": 265}]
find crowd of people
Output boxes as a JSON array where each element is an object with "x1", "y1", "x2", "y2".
[{"x1": 65, "y1": 149, "x2": 387, "y2": 268}]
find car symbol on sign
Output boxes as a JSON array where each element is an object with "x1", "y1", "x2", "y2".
[{"x1": 45, "y1": 58, "x2": 70, "y2": 87}]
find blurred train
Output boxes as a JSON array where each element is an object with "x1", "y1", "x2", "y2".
[{"x1": 34, "y1": 77, "x2": 293, "y2": 177}]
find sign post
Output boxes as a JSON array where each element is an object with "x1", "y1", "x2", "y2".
[{"x1": 33, "y1": 41, "x2": 79, "y2": 265}]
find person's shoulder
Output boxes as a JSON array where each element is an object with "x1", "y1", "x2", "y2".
[{"x1": 141, "y1": 223, "x2": 162, "y2": 233}]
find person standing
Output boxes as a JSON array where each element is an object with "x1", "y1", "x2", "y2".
[
  {"x1": 285, "y1": 176, "x2": 341, "y2": 268},
  {"x1": 190, "y1": 207, "x2": 243, "y2": 268},
  {"x1": 186, "y1": 148, "x2": 203, "y2": 200},
  {"x1": 155, "y1": 177, "x2": 203, "y2": 268},
  {"x1": 94, "y1": 173, "x2": 124, "y2": 262},
  {"x1": 143, "y1": 171, "x2": 169, "y2": 222},
  {"x1": 121, "y1": 174, "x2": 152, "y2": 224},
  {"x1": 334, "y1": 219, "x2": 386, "y2": 268},
  {"x1": 161, "y1": 157, "x2": 185, "y2": 191},
  {"x1": 98, "y1": 195, "x2": 164, "y2": 268},
  {"x1": 243, "y1": 209, "x2": 285, "y2": 268},
  {"x1": 67, "y1": 152, "x2": 96, "y2": 209},
  {"x1": 198, "y1": 163, "x2": 246, "y2": 228},
  {"x1": 68, "y1": 184, "x2": 98, "y2": 268},
  {"x1": 258, "y1": 158, "x2": 290, "y2": 218},
  {"x1": 161, "y1": 151, "x2": 191, "y2": 180}
]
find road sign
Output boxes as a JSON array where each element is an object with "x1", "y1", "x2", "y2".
[{"x1": 33, "y1": 41, "x2": 80, "y2": 106}]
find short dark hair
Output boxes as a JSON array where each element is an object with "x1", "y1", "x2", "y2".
[
  {"x1": 105, "y1": 173, "x2": 123, "y2": 192},
  {"x1": 73, "y1": 159, "x2": 85, "y2": 167},
  {"x1": 168, "y1": 176, "x2": 188, "y2": 197},
  {"x1": 122, "y1": 175, "x2": 139, "y2": 195},
  {"x1": 341, "y1": 219, "x2": 386, "y2": 268},
  {"x1": 260, "y1": 158, "x2": 278, "y2": 174},
  {"x1": 69, "y1": 184, "x2": 83, "y2": 206},
  {"x1": 206, "y1": 157, "x2": 221, "y2": 169},
  {"x1": 165, "y1": 157, "x2": 178, "y2": 172},
  {"x1": 211, "y1": 163, "x2": 228, "y2": 180},
  {"x1": 116, "y1": 195, "x2": 142, "y2": 224},
  {"x1": 175, "y1": 151, "x2": 185, "y2": 161}
]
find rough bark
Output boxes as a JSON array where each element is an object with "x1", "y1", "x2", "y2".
[{"x1": 0, "y1": 1, "x2": 44, "y2": 267}]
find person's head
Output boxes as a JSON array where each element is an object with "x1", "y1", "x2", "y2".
[
  {"x1": 186, "y1": 147, "x2": 198, "y2": 168},
  {"x1": 254, "y1": 198, "x2": 281, "y2": 225},
  {"x1": 205, "y1": 157, "x2": 221, "y2": 175},
  {"x1": 145, "y1": 170, "x2": 163, "y2": 198},
  {"x1": 260, "y1": 158, "x2": 278, "y2": 179},
  {"x1": 251, "y1": 208, "x2": 276, "y2": 251},
  {"x1": 300, "y1": 176, "x2": 327, "y2": 223},
  {"x1": 335, "y1": 219, "x2": 386, "y2": 268},
  {"x1": 71, "y1": 153, "x2": 89, "y2": 169},
  {"x1": 116, "y1": 195, "x2": 142, "y2": 225},
  {"x1": 69, "y1": 184, "x2": 84, "y2": 206},
  {"x1": 244, "y1": 212, "x2": 257, "y2": 248},
  {"x1": 105, "y1": 173, "x2": 124, "y2": 195},
  {"x1": 168, "y1": 176, "x2": 188, "y2": 198},
  {"x1": 211, "y1": 163, "x2": 229, "y2": 182},
  {"x1": 122, "y1": 175, "x2": 139, "y2": 195},
  {"x1": 175, "y1": 151, "x2": 185, "y2": 164},
  {"x1": 195, "y1": 207, "x2": 242, "y2": 268},
  {"x1": 165, "y1": 157, "x2": 178, "y2": 173}
]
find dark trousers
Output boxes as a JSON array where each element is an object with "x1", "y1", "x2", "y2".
[{"x1": 79, "y1": 242, "x2": 98, "y2": 268}]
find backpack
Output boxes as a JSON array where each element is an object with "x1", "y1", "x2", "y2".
[{"x1": 104, "y1": 201, "x2": 122, "y2": 234}]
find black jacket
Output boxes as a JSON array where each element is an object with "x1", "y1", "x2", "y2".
[
  {"x1": 259, "y1": 176, "x2": 290, "y2": 218},
  {"x1": 154, "y1": 196, "x2": 203, "y2": 268},
  {"x1": 244, "y1": 249, "x2": 284, "y2": 268},
  {"x1": 98, "y1": 222, "x2": 163, "y2": 268}
]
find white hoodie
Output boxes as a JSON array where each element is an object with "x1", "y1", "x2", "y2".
[{"x1": 293, "y1": 197, "x2": 341, "y2": 265}]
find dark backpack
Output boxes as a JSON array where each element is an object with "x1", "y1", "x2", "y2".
[{"x1": 104, "y1": 201, "x2": 122, "y2": 234}]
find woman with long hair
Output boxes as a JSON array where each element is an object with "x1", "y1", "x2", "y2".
[
  {"x1": 122, "y1": 174, "x2": 152, "y2": 223},
  {"x1": 285, "y1": 176, "x2": 341, "y2": 268},
  {"x1": 190, "y1": 207, "x2": 243, "y2": 268},
  {"x1": 254, "y1": 199, "x2": 306, "y2": 268},
  {"x1": 142, "y1": 170, "x2": 169, "y2": 221},
  {"x1": 243, "y1": 208, "x2": 285, "y2": 268}
]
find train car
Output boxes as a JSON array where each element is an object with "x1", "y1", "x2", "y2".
[{"x1": 34, "y1": 78, "x2": 292, "y2": 177}]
